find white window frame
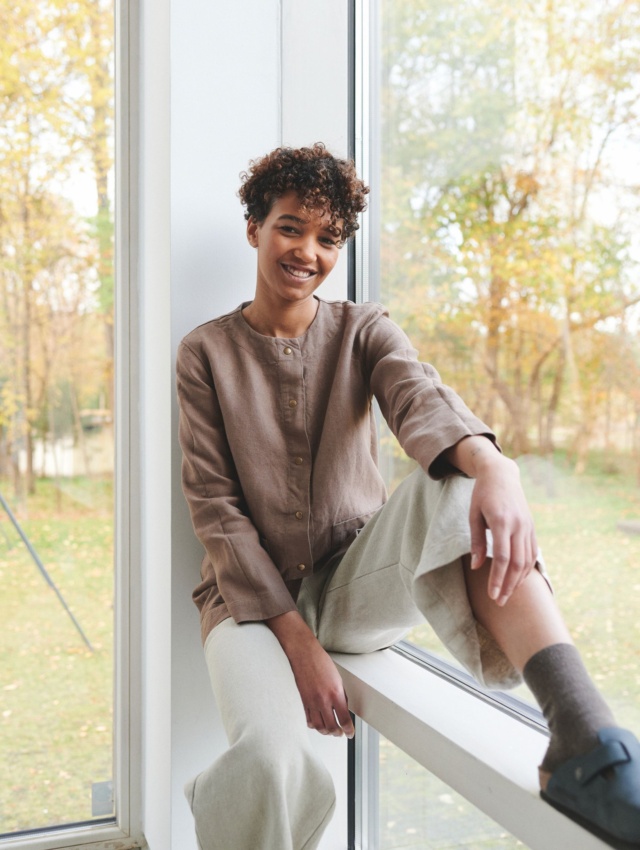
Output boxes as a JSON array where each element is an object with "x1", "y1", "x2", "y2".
[{"x1": 0, "y1": 1, "x2": 143, "y2": 847}]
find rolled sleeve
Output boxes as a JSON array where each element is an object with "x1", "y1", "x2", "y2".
[{"x1": 363, "y1": 314, "x2": 497, "y2": 478}]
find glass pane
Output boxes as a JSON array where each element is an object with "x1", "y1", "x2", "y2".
[
  {"x1": 0, "y1": 0, "x2": 116, "y2": 835},
  {"x1": 379, "y1": 734, "x2": 529, "y2": 849},
  {"x1": 373, "y1": 0, "x2": 640, "y2": 729}
]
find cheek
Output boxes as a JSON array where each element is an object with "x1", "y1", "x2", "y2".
[{"x1": 325, "y1": 253, "x2": 340, "y2": 273}]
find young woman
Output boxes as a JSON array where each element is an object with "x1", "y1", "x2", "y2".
[{"x1": 177, "y1": 143, "x2": 640, "y2": 850}]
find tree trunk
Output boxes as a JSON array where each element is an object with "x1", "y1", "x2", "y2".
[
  {"x1": 21, "y1": 190, "x2": 35, "y2": 495},
  {"x1": 88, "y1": 6, "x2": 115, "y2": 423}
]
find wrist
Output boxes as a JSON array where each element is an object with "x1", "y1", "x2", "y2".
[
  {"x1": 473, "y1": 450, "x2": 518, "y2": 478},
  {"x1": 447, "y1": 435, "x2": 502, "y2": 477},
  {"x1": 266, "y1": 610, "x2": 317, "y2": 654}
]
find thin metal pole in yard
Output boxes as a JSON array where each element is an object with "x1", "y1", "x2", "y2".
[{"x1": 0, "y1": 490, "x2": 94, "y2": 652}]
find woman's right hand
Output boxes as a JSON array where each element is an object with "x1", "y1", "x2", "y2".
[{"x1": 266, "y1": 611, "x2": 355, "y2": 738}]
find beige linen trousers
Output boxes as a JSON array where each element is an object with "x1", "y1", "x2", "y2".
[{"x1": 185, "y1": 468, "x2": 529, "y2": 850}]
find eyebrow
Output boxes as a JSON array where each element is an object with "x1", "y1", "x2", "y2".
[
  {"x1": 276, "y1": 214, "x2": 343, "y2": 237},
  {"x1": 277, "y1": 214, "x2": 308, "y2": 225}
]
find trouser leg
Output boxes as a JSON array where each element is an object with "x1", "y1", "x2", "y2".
[
  {"x1": 300, "y1": 467, "x2": 523, "y2": 690},
  {"x1": 185, "y1": 618, "x2": 336, "y2": 850}
]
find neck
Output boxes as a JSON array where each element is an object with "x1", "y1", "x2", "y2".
[{"x1": 242, "y1": 296, "x2": 319, "y2": 339}]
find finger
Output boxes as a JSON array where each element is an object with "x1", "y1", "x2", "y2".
[
  {"x1": 514, "y1": 531, "x2": 537, "y2": 593},
  {"x1": 334, "y1": 695, "x2": 355, "y2": 739},
  {"x1": 487, "y1": 526, "x2": 511, "y2": 602},
  {"x1": 469, "y1": 503, "x2": 488, "y2": 570},
  {"x1": 497, "y1": 533, "x2": 526, "y2": 606},
  {"x1": 307, "y1": 708, "x2": 329, "y2": 735},
  {"x1": 329, "y1": 709, "x2": 346, "y2": 737},
  {"x1": 320, "y1": 706, "x2": 342, "y2": 737}
]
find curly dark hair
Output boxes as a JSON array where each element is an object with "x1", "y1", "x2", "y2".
[{"x1": 238, "y1": 143, "x2": 369, "y2": 242}]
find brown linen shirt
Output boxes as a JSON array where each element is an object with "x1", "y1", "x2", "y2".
[{"x1": 177, "y1": 298, "x2": 496, "y2": 643}]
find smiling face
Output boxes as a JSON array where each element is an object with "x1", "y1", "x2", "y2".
[{"x1": 246, "y1": 191, "x2": 343, "y2": 310}]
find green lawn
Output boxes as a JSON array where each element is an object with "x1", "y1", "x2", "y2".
[{"x1": 0, "y1": 477, "x2": 113, "y2": 835}]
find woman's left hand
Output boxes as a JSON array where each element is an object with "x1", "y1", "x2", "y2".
[
  {"x1": 469, "y1": 453, "x2": 538, "y2": 606},
  {"x1": 445, "y1": 436, "x2": 538, "y2": 606}
]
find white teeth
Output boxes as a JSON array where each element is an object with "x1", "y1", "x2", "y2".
[{"x1": 283, "y1": 264, "x2": 313, "y2": 279}]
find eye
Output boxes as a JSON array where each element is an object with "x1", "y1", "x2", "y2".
[
  {"x1": 279, "y1": 225, "x2": 299, "y2": 235},
  {"x1": 320, "y1": 236, "x2": 338, "y2": 247}
]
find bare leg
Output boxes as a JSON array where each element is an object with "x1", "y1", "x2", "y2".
[
  {"x1": 465, "y1": 555, "x2": 619, "y2": 779},
  {"x1": 462, "y1": 556, "x2": 573, "y2": 671}
]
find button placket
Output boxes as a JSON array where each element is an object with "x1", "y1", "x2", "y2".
[
  {"x1": 280, "y1": 342, "x2": 301, "y2": 423},
  {"x1": 278, "y1": 342, "x2": 313, "y2": 576}
]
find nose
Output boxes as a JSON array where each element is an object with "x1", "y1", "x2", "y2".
[{"x1": 292, "y1": 234, "x2": 316, "y2": 263}]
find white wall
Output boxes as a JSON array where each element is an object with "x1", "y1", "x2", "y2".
[
  {"x1": 169, "y1": 1, "x2": 282, "y2": 848},
  {"x1": 139, "y1": 1, "x2": 353, "y2": 848}
]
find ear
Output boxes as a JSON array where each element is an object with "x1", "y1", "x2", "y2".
[{"x1": 246, "y1": 216, "x2": 260, "y2": 248}]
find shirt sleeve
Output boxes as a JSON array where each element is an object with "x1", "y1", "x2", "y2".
[
  {"x1": 176, "y1": 340, "x2": 299, "y2": 623},
  {"x1": 361, "y1": 311, "x2": 499, "y2": 478}
]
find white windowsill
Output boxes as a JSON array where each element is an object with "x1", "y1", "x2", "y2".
[
  {"x1": 332, "y1": 648, "x2": 612, "y2": 850},
  {"x1": 0, "y1": 826, "x2": 141, "y2": 850}
]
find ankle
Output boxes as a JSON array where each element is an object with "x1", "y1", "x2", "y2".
[{"x1": 523, "y1": 643, "x2": 615, "y2": 772}]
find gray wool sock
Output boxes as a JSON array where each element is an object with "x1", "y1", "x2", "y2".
[{"x1": 523, "y1": 643, "x2": 616, "y2": 773}]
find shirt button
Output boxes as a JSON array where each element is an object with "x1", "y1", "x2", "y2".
[
  {"x1": 283, "y1": 346, "x2": 292, "y2": 355},
  {"x1": 297, "y1": 563, "x2": 306, "y2": 572},
  {"x1": 289, "y1": 399, "x2": 297, "y2": 408},
  {"x1": 295, "y1": 511, "x2": 303, "y2": 520},
  {"x1": 294, "y1": 457, "x2": 303, "y2": 465}
]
